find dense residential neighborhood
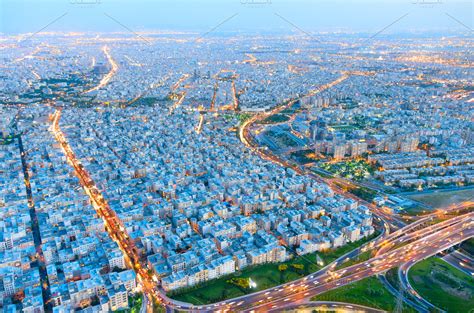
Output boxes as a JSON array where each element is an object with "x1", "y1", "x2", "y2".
[{"x1": 0, "y1": 8, "x2": 472, "y2": 311}]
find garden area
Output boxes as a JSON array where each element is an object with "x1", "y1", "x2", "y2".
[
  {"x1": 223, "y1": 112, "x2": 253, "y2": 125},
  {"x1": 408, "y1": 257, "x2": 474, "y2": 313},
  {"x1": 169, "y1": 234, "x2": 378, "y2": 305},
  {"x1": 320, "y1": 159, "x2": 374, "y2": 181},
  {"x1": 258, "y1": 113, "x2": 290, "y2": 124}
]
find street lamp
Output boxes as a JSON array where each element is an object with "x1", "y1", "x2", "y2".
[{"x1": 249, "y1": 278, "x2": 257, "y2": 289}]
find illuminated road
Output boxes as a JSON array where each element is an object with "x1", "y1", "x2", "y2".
[
  {"x1": 281, "y1": 301, "x2": 385, "y2": 313},
  {"x1": 248, "y1": 216, "x2": 473, "y2": 312},
  {"x1": 196, "y1": 113, "x2": 205, "y2": 134},
  {"x1": 278, "y1": 301, "x2": 385, "y2": 313},
  {"x1": 169, "y1": 91, "x2": 187, "y2": 115},
  {"x1": 155, "y1": 212, "x2": 472, "y2": 312},
  {"x1": 238, "y1": 74, "x2": 405, "y2": 231},
  {"x1": 398, "y1": 261, "x2": 442, "y2": 312},
  {"x1": 375, "y1": 201, "x2": 474, "y2": 257},
  {"x1": 442, "y1": 250, "x2": 474, "y2": 276},
  {"x1": 49, "y1": 68, "x2": 473, "y2": 312},
  {"x1": 84, "y1": 46, "x2": 118, "y2": 94},
  {"x1": 50, "y1": 110, "x2": 170, "y2": 310}
]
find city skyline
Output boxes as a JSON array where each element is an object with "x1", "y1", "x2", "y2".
[
  {"x1": 0, "y1": 1, "x2": 473, "y2": 312},
  {"x1": 1, "y1": 0, "x2": 473, "y2": 35}
]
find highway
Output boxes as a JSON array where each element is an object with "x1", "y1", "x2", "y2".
[
  {"x1": 246, "y1": 216, "x2": 473, "y2": 312},
  {"x1": 377, "y1": 274, "x2": 428, "y2": 313},
  {"x1": 375, "y1": 202, "x2": 474, "y2": 257},
  {"x1": 398, "y1": 261, "x2": 443, "y2": 312},
  {"x1": 156, "y1": 212, "x2": 472, "y2": 312},
  {"x1": 50, "y1": 79, "x2": 474, "y2": 313},
  {"x1": 442, "y1": 250, "x2": 474, "y2": 276},
  {"x1": 152, "y1": 212, "x2": 472, "y2": 312},
  {"x1": 276, "y1": 301, "x2": 385, "y2": 313}
]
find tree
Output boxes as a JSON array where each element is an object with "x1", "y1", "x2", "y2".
[
  {"x1": 278, "y1": 264, "x2": 288, "y2": 283},
  {"x1": 291, "y1": 263, "x2": 305, "y2": 275}
]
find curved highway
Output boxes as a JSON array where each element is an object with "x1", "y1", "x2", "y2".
[
  {"x1": 378, "y1": 274, "x2": 428, "y2": 313},
  {"x1": 51, "y1": 77, "x2": 474, "y2": 313},
  {"x1": 398, "y1": 261, "x2": 444, "y2": 312},
  {"x1": 251, "y1": 220, "x2": 473, "y2": 312},
  {"x1": 277, "y1": 301, "x2": 385, "y2": 313}
]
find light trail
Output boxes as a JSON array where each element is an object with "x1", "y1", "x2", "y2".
[
  {"x1": 231, "y1": 80, "x2": 239, "y2": 110},
  {"x1": 168, "y1": 74, "x2": 190, "y2": 114},
  {"x1": 50, "y1": 110, "x2": 167, "y2": 309},
  {"x1": 84, "y1": 46, "x2": 118, "y2": 94},
  {"x1": 171, "y1": 74, "x2": 190, "y2": 92},
  {"x1": 196, "y1": 114, "x2": 205, "y2": 134},
  {"x1": 169, "y1": 91, "x2": 186, "y2": 115},
  {"x1": 247, "y1": 219, "x2": 473, "y2": 312},
  {"x1": 31, "y1": 70, "x2": 41, "y2": 80},
  {"x1": 13, "y1": 45, "x2": 42, "y2": 63}
]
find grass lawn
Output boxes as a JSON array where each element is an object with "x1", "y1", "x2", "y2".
[
  {"x1": 258, "y1": 114, "x2": 290, "y2": 124},
  {"x1": 309, "y1": 166, "x2": 335, "y2": 178},
  {"x1": 406, "y1": 189, "x2": 473, "y2": 208},
  {"x1": 408, "y1": 257, "x2": 474, "y2": 313},
  {"x1": 311, "y1": 276, "x2": 416, "y2": 312},
  {"x1": 169, "y1": 234, "x2": 378, "y2": 305},
  {"x1": 400, "y1": 205, "x2": 432, "y2": 217},
  {"x1": 385, "y1": 267, "x2": 400, "y2": 290}
]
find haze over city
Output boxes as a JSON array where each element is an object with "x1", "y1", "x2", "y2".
[{"x1": 1, "y1": 0, "x2": 472, "y2": 34}]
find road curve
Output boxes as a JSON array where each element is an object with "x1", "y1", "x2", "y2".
[
  {"x1": 378, "y1": 274, "x2": 428, "y2": 313},
  {"x1": 398, "y1": 261, "x2": 445, "y2": 312},
  {"x1": 247, "y1": 218, "x2": 473, "y2": 312},
  {"x1": 275, "y1": 301, "x2": 386, "y2": 313}
]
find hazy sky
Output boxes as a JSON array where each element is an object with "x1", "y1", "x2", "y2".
[{"x1": 1, "y1": 0, "x2": 472, "y2": 35}]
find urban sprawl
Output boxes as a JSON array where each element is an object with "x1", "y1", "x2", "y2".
[{"x1": 0, "y1": 33, "x2": 472, "y2": 312}]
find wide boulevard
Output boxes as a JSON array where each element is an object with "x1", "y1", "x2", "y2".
[{"x1": 50, "y1": 72, "x2": 473, "y2": 312}]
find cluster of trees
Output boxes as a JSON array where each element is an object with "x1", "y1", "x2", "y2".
[
  {"x1": 278, "y1": 263, "x2": 306, "y2": 283},
  {"x1": 227, "y1": 277, "x2": 250, "y2": 290}
]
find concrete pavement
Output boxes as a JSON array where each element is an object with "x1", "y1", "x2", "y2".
[{"x1": 276, "y1": 301, "x2": 386, "y2": 313}]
